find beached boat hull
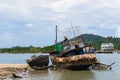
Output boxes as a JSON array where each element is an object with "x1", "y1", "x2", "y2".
[
  {"x1": 50, "y1": 53, "x2": 96, "y2": 70},
  {"x1": 26, "y1": 55, "x2": 49, "y2": 70}
]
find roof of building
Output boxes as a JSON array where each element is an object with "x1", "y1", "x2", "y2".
[{"x1": 101, "y1": 43, "x2": 114, "y2": 47}]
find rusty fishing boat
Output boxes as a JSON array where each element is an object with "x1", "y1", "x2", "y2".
[{"x1": 49, "y1": 25, "x2": 97, "y2": 70}]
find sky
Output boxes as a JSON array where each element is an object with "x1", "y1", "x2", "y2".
[{"x1": 0, "y1": 0, "x2": 120, "y2": 48}]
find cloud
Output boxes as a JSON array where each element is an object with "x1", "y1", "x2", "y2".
[
  {"x1": 50, "y1": 0, "x2": 120, "y2": 12},
  {"x1": 51, "y1": 0, "x2": 89, "y2": 12},
  {"x1": 0, "y1": 0, "x2": 55, "y2": 19},
  {"x1": 25, "y1": 23, "x2": 33, "y2": 28},
  {"x1": 1, "y1": 0, "x2": 120, "y2": 48},
  {"x1": 115, "y1": 27, "x2": 120, "y2": 37}
]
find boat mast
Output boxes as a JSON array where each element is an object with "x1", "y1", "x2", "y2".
[
  {"x1": 55, "y1": 25, "x2": 58, "y2": 49},
  {"x1": 71, "y1": 22, "x2": 76, "y2": 38}
]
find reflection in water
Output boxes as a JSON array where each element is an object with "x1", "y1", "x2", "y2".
[
  {"x1": 26, "y1": 70, "x2": 50, "y2": 80},
  {"x1": 58, "y1": 70, "x2": 95, "y2": 80},
  {"x1": 6, "y1": 69, "x2": 96, "y2": 80},
  {"x1": 27, "y1": 69, "x2": 95, "y2": 80}
]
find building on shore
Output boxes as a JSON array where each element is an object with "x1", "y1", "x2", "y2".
[{"x1": 100, "y1": 43, "x2": 114, "y2": 53}]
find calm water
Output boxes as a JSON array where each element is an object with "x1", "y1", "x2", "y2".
[
  {"x1": 0, "y1": 53, "x2": 37, "y2": 64},
  {"x1": 1, "y1": 53, "x2": 120, "y2": 80}
]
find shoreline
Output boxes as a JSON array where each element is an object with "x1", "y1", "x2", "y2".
[{"x1": 0, "y1": 64, "x2": 29, "y2": 79}]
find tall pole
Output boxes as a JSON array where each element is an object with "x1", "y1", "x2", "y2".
[
  {"x1": 55, "y1": 25, "x2": 59, "y2": 67},
  {"x1": 55, "y1": 25, "x2": 58, "y2": 44},
  {"x1": 55, "y1": 25, "x2": 58, "y2": 51}
]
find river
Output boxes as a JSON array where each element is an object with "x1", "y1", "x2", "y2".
[{"x1": 1, "y1": 53, "x2": 120, "y2": 80}]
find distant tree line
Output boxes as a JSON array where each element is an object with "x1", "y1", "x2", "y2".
[
  {"x1": 0, "y1": 34, "x2": 120, "y2": 53},
  {"x1": 0, "y1": 45, "x2": 55, "y2": 53},
  {"x1": 82, "y1": 34, "x2": 120, "y2": 50}
]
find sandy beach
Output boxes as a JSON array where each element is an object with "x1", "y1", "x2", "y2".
[{"x1": 0, "y1": 64, "x2": 29, "y2": 79}]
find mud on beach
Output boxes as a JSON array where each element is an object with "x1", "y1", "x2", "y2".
[{"x1": 0, "y1": 64, "x2": 28, "y2": 79}]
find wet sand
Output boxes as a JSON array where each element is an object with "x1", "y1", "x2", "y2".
[{"x1": 0, "y1": 64, "x2": 29, "y2": 79}]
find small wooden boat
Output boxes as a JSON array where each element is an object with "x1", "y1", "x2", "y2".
[{"x1": 26, "y1": 54, "x2": 49, "y2": 70}]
